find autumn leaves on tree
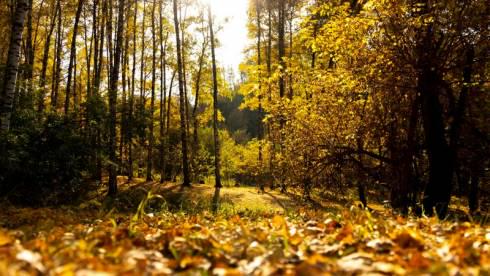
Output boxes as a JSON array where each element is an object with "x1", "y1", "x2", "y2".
[
  {"x1": 240, "y1": 0, "x2": 488, "y2": 216},
  {"x1": 0, "y1": 0, "x2": 228, "y2": 201}
]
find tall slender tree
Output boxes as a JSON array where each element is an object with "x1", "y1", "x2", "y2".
[
  {"x1": 192, "y1": 32, "x2": 208, "y2": 182},
  {"x1": 208, "y1": 4, "x2": 221, "y2": 190},
  {"x1": 51, "y1": 0, "x2": 62, "y2": 109},
  {"x1": 159, "y1": 1, "x2": 168, "y2": 184},
  {"x1": 38, "y1": 0, "x2": 59, "y2": 112},
  {"x1": 208, "y1": 3, "x2": 221, "y2": 213},
  {"x1": 128, "y1": 0, "x2": 138, "y2": 180},
  {"x1": 256, "y1": 0, "x2": 264, "y2": 191},
  {"x1": 147, "y1": 0, "x2": 158, "y2": 181},
  {"x1": 0, "y1": 0, "x2": 29, "y2": 132},
  {"x1": 108, "y1": 0, "x2": 126, "y2": 196},
  {"x1": 65, "y1": 0, "x2": 86, "y2": 115},
  {"x1": 173, "y1": 0, "x2": 191, "y2": 187}
]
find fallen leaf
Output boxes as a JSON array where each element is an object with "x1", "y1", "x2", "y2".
[
  {"x1": 16, "y1": 249, "x2": 45, "y2": 272},
  {"x1": 393, "y1": 230, "x2": 424, "y2": 250},
  {"x1": 271, "y1": 215, "x2": 287, "y2": 229},
  {"x1": 0, "y1": 231, "x2": 13, "y2": 247}
]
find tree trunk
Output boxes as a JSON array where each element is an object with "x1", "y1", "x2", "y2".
[
  {"x1": 164, "y1": 71, "x2": 176, "y2": 181},
  {"x1": 128, "y1": 0, "x2": 137, "y2": 181},
  {"x1": 0, "y1": 0, "x2": 29, "y2": 132},
  {"x1": 82, "y1": 4, "x2": 93, "y2": 100},
  {"x1": 179, "y1": 7, "x2": 191, "y2": 165},
  {"x1": 38, "y1": 0, "x2": 59, "y2": 113},
  {"x1": 119, "y1": 11, "x2": 130, "y2": 176},
  {"x1": 391, "y1": 96, "x2": 420, "y2": 213},
  {"x1": 256, "y1": 0, "x2": 264, "y2": 191},
  {"x1": 287, "y1": 1, "x2": 294, "y2": 99},
  {"x1": 108, "y1": 0, "x2": 126, "y2": 196},
  {"x1": 138, "y1": 0, "x2": 147, "y2": 178},
  {"x1": 278, "y1": 0, "x2": 286, "y2": 193},
  {"x1": 420, "y1": 68, "x2": 453, "y2": 217},
  {"x1": 192, "y1": 36, "x2": 207, "y2": 183},
  {"x1": 146, "y1": 1, "x2": 157, "y2": 181},
  {"x1": 94, "y1": 0, "x2": 104, "y2": 94},
  {"x1": 51, "y1": 1, "x2": 62, "y2": 109},
  {"x1": 266, "y1": 1, "x2": 274, "y2": 190},
  {"x1": 94, "y1": 0, "x2": 105, "y2": 182},
  {"x1": 468, "y1": 170, "x2": 480, "y2": 213},
  {"x1": 209, "y1": 5, "x2": 222, "y2": 190},
  {"x1": 159, "y1": 2, "x2": 168, "y2": 184},
  {"x1": 278, "y1": 0, "x2": 286, "y2": 99},
  {"x1": 25, "y1": 0, "x2": 34, "y2": 99},
  {"x1": 173, "y1": 0, "x2": 191, "y2": 187},
  {"x1": 65, "y1": 0, "x2": 86, "y2": 115}
]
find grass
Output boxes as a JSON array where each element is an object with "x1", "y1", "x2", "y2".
[
  {"x1": 114, "y1": 179, "x2": 304, "y2": 216},
  {"x1": 2, "y1": 177, "x2": 486, "y2": 237}
]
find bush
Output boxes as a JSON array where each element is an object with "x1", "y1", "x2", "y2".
[{"x1": 0, "y1": 111, "x2": 92, "y2": 206}]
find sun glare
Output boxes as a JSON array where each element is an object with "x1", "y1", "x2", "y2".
[{"x1": 203, "y1": 0, "x2": 249, "y2": 78}]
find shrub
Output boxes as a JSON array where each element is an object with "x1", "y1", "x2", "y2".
[{"x1": 0, "y1": 111, "x2": 92, "y2": 206}]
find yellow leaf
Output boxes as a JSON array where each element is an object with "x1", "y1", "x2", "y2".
[
  {"x1": 271, "y1": 215, "x2": 286, "y2": 229},
  {"x1": 0, "y1": 231, "x2": 13, "y2": 247}
]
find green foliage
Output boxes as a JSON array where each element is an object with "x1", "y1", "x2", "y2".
[{"x1": 0, "y1": 111, "x2": 92, "y2": 206}]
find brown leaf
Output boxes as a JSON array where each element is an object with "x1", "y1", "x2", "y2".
[
  {"x1": 393, "y1": 230, "x2": 424, "y2": 250},
  {"x1": 408, "y1": 251, "x2": 431, "y2": 269},
  {"x1": 336, "y1": 223, "x2": 353, "y2": 242}
]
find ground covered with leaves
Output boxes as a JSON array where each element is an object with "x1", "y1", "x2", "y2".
[{"x1": 0, "y1": 184, "x2": 489, "y2": 275}]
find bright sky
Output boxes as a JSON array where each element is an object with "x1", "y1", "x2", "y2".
[{"x1": 206, "y1": 0, "x2": 249, "y2": 78}]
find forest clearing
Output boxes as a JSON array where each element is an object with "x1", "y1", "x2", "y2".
[{"x1": 0, "y1": 0, "x2": 489, "y2": 274}]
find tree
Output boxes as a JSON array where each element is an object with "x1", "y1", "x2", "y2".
[
  {"x1": 65, "y1": 0, "x2": 85, "y2": 115},
  {"x1": 255, "y1": 0, "x2": 264, "y2": 191},
  {"x1": 128, "y1": 0, "x2": 138, "y2": 180},
  {"x1": 191, "y1": 16, "x2": 208, "y2": 183},
  {"x1": 146, "y1": 0, "x2": 158, "y2": 181},
  {"x1": 0, "y1": 0, "x2": 29, "y2": 132},
  {"x1": 51, "y1": 0, "x2": 62, "y2": 109},
  {"x1": 107, "y1": 0, "x2": 126, "y2": 196},
  {"x1": 158, "y1": 1, "x2": 168, "y2": 184},
  {"x1": 38, "y1": 0, "x2": 59, "y2": 113},
  {"x1": 173, "y1": 0, "x2": 191, "y2": 187},
  {"x1": 208, "y1": 4, "x2": 221, "y2": 190}
]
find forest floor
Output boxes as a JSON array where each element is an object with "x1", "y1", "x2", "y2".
[{"x1": 0, "y1": 178, "x2": 489, "y2": 275}]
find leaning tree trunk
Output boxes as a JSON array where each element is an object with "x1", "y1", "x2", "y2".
[
  {"x1": 173, "y1": 0, "x2": 191, "y2": 187},
  {"x1": 0, "y1": 0, "x2": 29, "y2": 133}
]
